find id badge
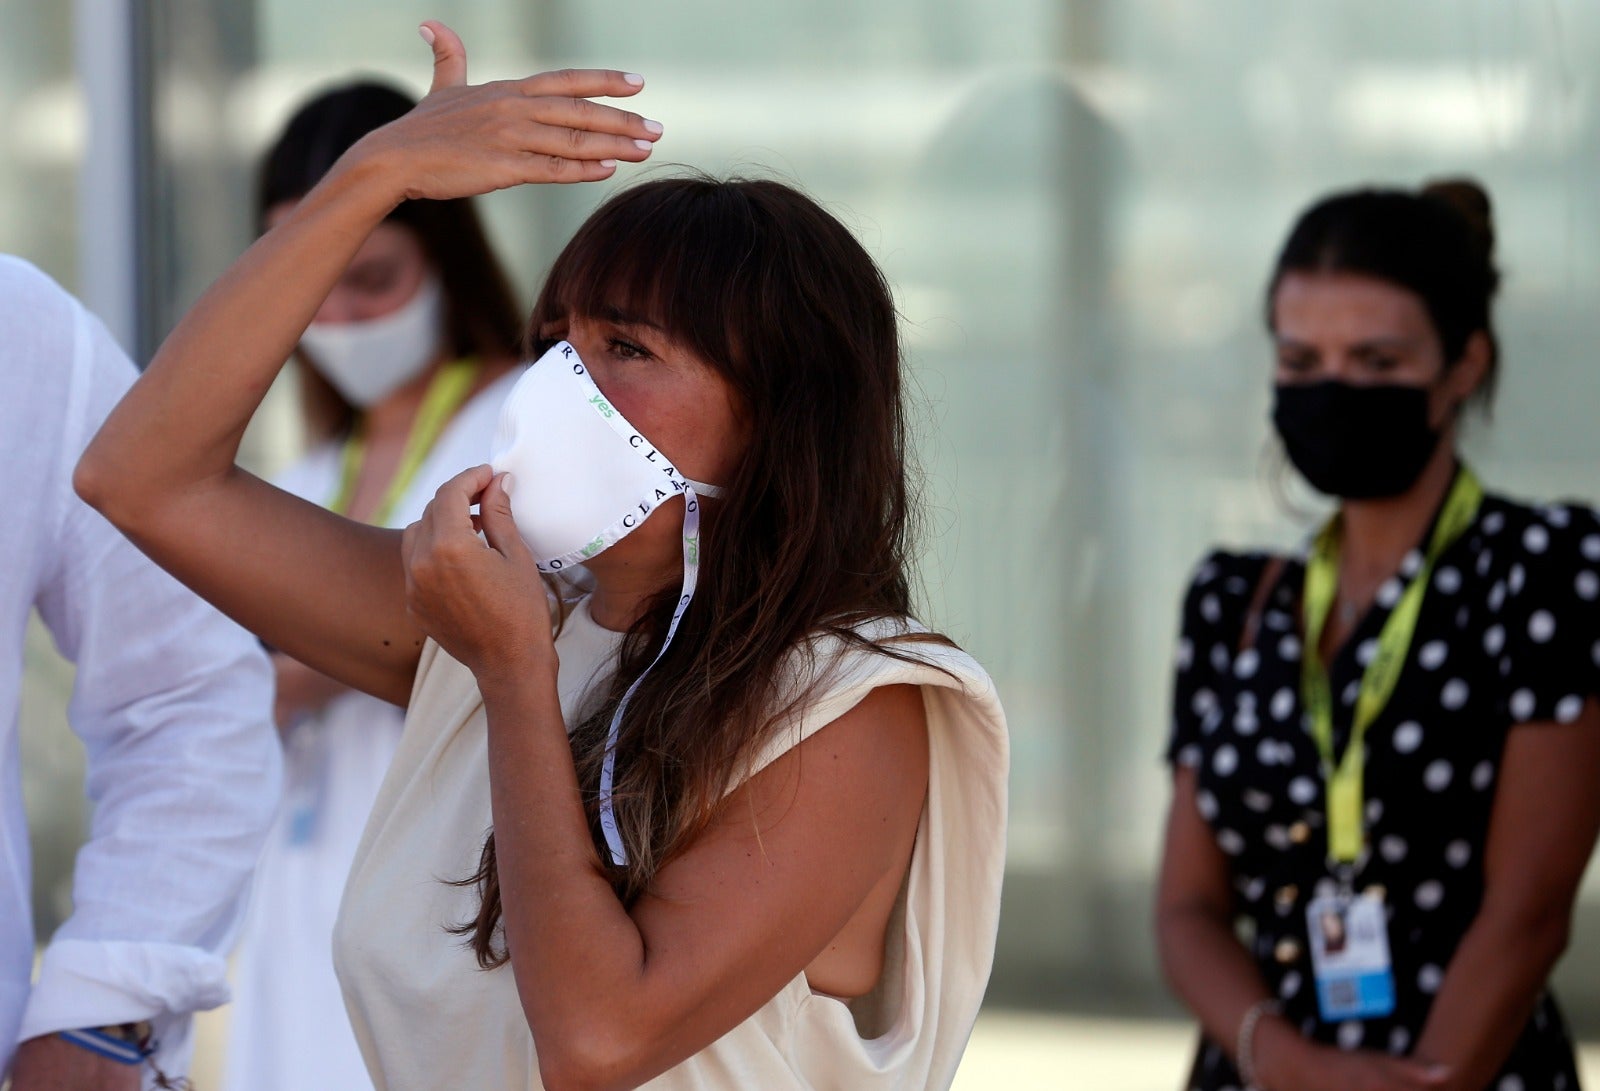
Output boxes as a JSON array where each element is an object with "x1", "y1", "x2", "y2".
[{"x1": 1307, "y1": 892, "x2": 1396, "y2": 1021}]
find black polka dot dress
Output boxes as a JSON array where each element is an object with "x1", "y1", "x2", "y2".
[{"x1": 1168, "y1": 493, "x2": 1600, "y2": 1091}]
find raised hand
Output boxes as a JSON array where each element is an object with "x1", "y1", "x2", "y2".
[
  {"x1": 75, "y1": 21, "x2": 658, "y2": 715},
  {"x1": 349, "y1": 20, "x2": 662, "y2": 203}
]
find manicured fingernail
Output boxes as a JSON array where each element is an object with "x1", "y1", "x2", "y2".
[
  {"x1": 500, "y1": 472, "x2": 515, "y2": 495},
  {"x1": 599, "y1": 160, "x2": 618, "y2": 169},
  {"x1": 643, "y1": 118, "x2": 664, "y2": 135},
  {"x1": 633, "y1": 139, "x2": 653, "y2": 151},
  {"x1": 624, "y1": 73, "x2": 645, "y2": 86},
  {"x1": 418, "y1": 24, "x2": 436, "y2": 45}
]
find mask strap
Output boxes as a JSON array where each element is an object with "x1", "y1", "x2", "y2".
[
  {"x1": 597, "y1": 486, "x2": 702, "y2": 866},
  {"x1": 682, "y1": 477, "x2": 724, "y2": 499}
]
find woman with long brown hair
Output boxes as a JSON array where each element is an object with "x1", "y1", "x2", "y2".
[
  {"x1": 228, "y1": 80, "x2": 525, "y2": 1091},
  {"x1": 76, "y1": 21, "x2": 1007, "y2": 1090}
]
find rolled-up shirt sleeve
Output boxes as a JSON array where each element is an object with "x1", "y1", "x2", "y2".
[{"x1": 15, "y1": 275, "x2": 280, "y2": 1068}]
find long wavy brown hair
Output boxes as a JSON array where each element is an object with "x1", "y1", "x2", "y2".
[{"x1": 452, "y1": 175, "x2": 949, "y2": 968}]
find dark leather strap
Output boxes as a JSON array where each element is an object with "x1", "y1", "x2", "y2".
[{"x1": 1237, "y1": 555, "x2": 1288, "y2": 655}]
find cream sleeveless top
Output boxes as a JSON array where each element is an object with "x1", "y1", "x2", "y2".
[{"x1": 332, "y1": 596, "x2": 1009, "y2": 1089}]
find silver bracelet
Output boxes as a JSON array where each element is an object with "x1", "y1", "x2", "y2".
[{"x1": 1236, "y1": 998, "x2": 1282, "y2": 1090}]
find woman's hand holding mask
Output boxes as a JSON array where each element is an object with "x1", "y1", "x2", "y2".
[
  {"x1": 343, "y1": 20, "x2": 661, "y2": 205},
  {"x1": 403, "y1": 465, "x2": 555, "y2": 683}
]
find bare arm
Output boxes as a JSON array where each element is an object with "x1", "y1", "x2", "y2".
[
  {"x1": 1410, "y1": 703, "x2": 1600, "y2": 1089},
  {"x1": 273, "y1": 653, "x2": 358, "y2": 731},
  {"x1": 1156, "y1": 767, "x2": 1280, "y2": 1057},
  {"x1": 74, "y1": 23, "x2": 661, "y2": 705},
  {"x1": 9, "y1": 1036, "x2": 139, "y2": 1091},
  {"x1": 402, "y1": 468, "x2": 930, "y2": 1090},
  {"x1": 1156, "y1": 769, "x2": 1446, "y2": 1091}
]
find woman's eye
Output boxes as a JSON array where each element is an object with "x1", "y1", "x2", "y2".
[
  {"x1": 344, "y1": 265, "x2": 400, "y2": 294},
  {"x1": 1277, "y1": 354, "x2": 1315, "y2": 374},
  {"x1": 608, "y1": 337, "x2": 651, "y2": 360}
]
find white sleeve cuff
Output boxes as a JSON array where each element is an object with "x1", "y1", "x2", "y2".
[{"x1": 18, "y1": 939, "x2": 230, "y2": 1041}]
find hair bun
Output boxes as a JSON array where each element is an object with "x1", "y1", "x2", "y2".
[{"x1": 1422, "y1": 177, "x2": 1495, "y2": 258}]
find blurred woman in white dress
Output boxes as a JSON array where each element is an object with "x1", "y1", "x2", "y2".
[{"x1": 225, "y1": 81, "x2": 524, "y2": 1091}]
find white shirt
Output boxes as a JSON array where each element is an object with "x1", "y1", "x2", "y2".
[
  {"x1": 334, "y1": 598, "x2": 1009, "y2": 1090},
  {"x1": 0, "y1": 256, "x2": 281, "y2": 1080}
]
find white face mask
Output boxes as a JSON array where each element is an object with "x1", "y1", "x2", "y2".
[
  {"x1": 488, "y1": 341, "x2": 726, "y2": 867},
  {"x1": 488, "y1": 340, "x2": 724, "y2": 572},
  {"x1": 299, "y1": 274, "x2": 445, "y2": 408}
]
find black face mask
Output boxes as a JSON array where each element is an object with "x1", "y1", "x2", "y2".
[{"x1": 1272, "y1": 381, "x2": 1441, "y2": 500}]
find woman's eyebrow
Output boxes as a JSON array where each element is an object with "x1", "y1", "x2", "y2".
[
  {"x1": 597, "y1": 304, "x2": 665, "y2": 332},
  {"x1": 1349, "y1": 337, "x2": 1417, "y2": 355}
]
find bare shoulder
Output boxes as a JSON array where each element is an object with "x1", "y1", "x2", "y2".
[
  {"x1": 742, "y1": 683, "x2": 929, "y2": 827},
  {"x1": 643, "y1": 683, "x2": 929, "y2": 912}
]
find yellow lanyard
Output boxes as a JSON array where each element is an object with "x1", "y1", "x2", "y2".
[
  {"x1": 1300, "y1": 466, "x2": 1484, "y2": 865},
  {"x1": 330, "y1": 358, "x2": 480, "y2": 525}
]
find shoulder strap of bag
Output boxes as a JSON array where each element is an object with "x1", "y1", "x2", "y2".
[{"x1": 1237, "y1": 555, "x2": 1288, "y2": 655}]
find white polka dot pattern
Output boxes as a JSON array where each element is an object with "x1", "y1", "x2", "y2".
[
  {"x1": 1418, "y1": 640, "x2": 1448, "y2": 670},
  {"x1": 1165, "y1": 514, "x2": 1598, "y2": 1087},
  {"x1": 1423, "y1": 760, "x2": 1453, "y2": 791},
  {"x1": 1393, "y1": 721, "x2": 1423, "y2": 753}
]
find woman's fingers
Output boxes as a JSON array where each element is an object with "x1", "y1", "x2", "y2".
[
  {"x1": 433, "y1": 464, "x2": 497, "y2": 525},
  {"x1": 422, "y1": 21, "x2": 469, "y2": 92},
  {"x1": 520, "y1": 94, "x2": 660, "y2": 141},
  {"x1": 382, "y1": 42, "x2": 660, "y2": 197},
  {"x1": 507, "y1": 153, "x2": 617, "y2": 186},
  {"x1": 1397, "y1": 1061, "x2": 1450, "y2": 1088},
  {"x1": 514, "y1": 122, "x2": 652, "y2": 165},
  {"x1": 478, "y1": 472, "x2": 530, "y2": 560},
  {"x1": 516, "y1": 68, "x2": 647, "y2": 102}
]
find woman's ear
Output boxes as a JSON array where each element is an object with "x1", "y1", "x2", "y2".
[{"x1": 1446, "y1": 330, "x2": 1493, "y2": 406}]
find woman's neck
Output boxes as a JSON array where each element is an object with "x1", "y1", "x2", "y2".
[
  {"x1": 583, "y1": 511, "x2": 697, "y2": 633},
  {"x1": 1337, "y1": 438, "x2": 1460, "y2": 585},
  {"x1": 586, "y1": 569, "x2": 679, "y2": 633}
]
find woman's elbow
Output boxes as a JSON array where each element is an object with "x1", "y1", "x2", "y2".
[
  {"x1": 73, "y1": 445, "x2": 120, "y2": 519},
  {"x1": 74, "y1": 432, "x2": 186, "y2": 531},
  {"x1": 535, "y1": 1043, "x2": 633, "y2": 1091},
  {"x1": 1528, "y1": 908, "x2": 1574, "y2": 967},
  {"x1": 1485, "y1": 899, "x2": 1573, "y2": 970},
  {"x1": 533, "y1": 1019, "x2": 654, "y2": 1091},
  {"x1": 1154, "y1": 901, "x2": 1208, "y2": 982}
]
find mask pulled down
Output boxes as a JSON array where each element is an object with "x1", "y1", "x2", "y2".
[{"x1": 487, "y1": 341, "x2": 724, "y2": 866}]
